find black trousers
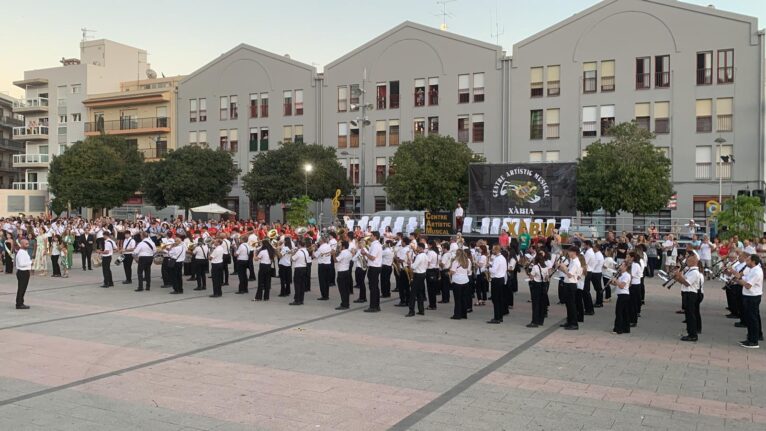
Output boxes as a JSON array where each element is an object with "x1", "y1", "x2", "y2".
[
  {"x1": 440, "y1": 270, "x2": 451, "y2": 302},
  {"x1": 381, "y1": 265, "x2": 392, "y2": 297},
  {"x1": 682, "y1": 291, "x2": 699, "y2": 338},
  {"x1": 582, "y1": 273, "x2": 594, "y2": 313},
  {"x1": 123, "y1": 254, "x2": 133, "y2": 282},
  {"x1": 305, "y1": 263, "x2": 312, "y2": 291},
  {"x1": 647, "y1": 257, "x2": 658, "y2": 276},
  {"x1": 476, "y1": 275, "x2": 488, "y2": 301},
  {"x1": 293, "y1": 267, "x2": 307, "y2": 304},
  {"x1": 505, "y1": 272, "x2": 516, "y2": 310},
  {"x1": 367, "y1": 266, "x2": 381, "y2": 309},
  {"x1": 614, "y1": 294, "x2": 631, "y2": 333},
  {"x1": 161, "y1": 257, "x2": 172, "y2": 286},
  {"x1": 211, "y1": 262, "x2": 223, "y2": 296},
  {"x1": 590, "y1": 273, "x2": 603, "y2": 306},
  {"x1": 742, "y1": 295, "x2": 762, "y2": 344},
  {"x1": 16, "y1": 270, "x2": 29, "y2": 306},
  {"x1": 557, "y1": 280, "x2": 566, "y2": 303},
  {"x1": 337, "y1": 269, "x2": 351, "y2": 307},
  {"x1": 629, "y1": 285, "x2": 640, "y2": 324},
  {"x1": 137, "y1": 256, "x2": 152, "y2": 289},
  {"x1": 409, "y1": 273, "x2": 426, "y2": 314},
  {"x1": 603, "y1": 277, "x2": 612, "y2": 299},
  {"x1": 529, "y1": 281, "x2": 545, "y2": 325},
  {"x1": 490, "y1": 277, "x2": 505, "y2": 321},
  {"x1": 575, "y1": 288, "x2": 585, "y2": 322},
  {"x1": 248, "y1": 251, "x2": 256, "y2": 280},
  {"x1": 426, "y1": 268, "x2": 438, "y2": 308},
  {"x1": 222, "y1": 256, "x2": 230, "y2": 285},
  {"x1": 318, "y1": 263, "x2": 332, "y2": 299},
  {"x1": 397, "y1": 270, "x2": 410, "y2": 305},
  {"x1": 452, "y1": 282, "x2": 468, "y2": 318},
  {"x1": 279, "y1": 264, "x2": 292, "y2": 296},
  {"x1": 355, "y1": 267, "x2": 367, "y2": 301},
  {"x1": 236, "y1": 260, "x2": 249, "y2": 293},
  {"x1": 696, "y1": 292, "x2": 704, "y2": 333},
  {"x1": 725, "y1": 284, "x2": 740, "y2": 317},
  {"x1": 194, "y1": 258, "x2": 207, "y2": 289},
  {"x1": 101, "y1": 256, "x2": 113, "y2": 286},
  {"x1": 563, "y1": 282, "x2": 578, "y2": 327},
  {"x1": 51, "y1": 255, "x2": 61, "y2": 276},
  {"x1": 81, "y1": 248, "x2": 92, "y2": 270},
  {"x1": 4, "y1": 253, "x2": 12, "y2": 273},
  {"x1": 255, "y1": 263, "x2": 272, "y2": 300},
  {"x1": 173, "y1": 261, "x2": 183, "y2": 293}
]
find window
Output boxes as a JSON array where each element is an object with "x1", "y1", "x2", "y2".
[
  {"x1": 294, "y1": 125, "x2": 304, "y2": 143},
  {"x1": 337, "y1": 123, "x2": 348, "y2": 148},
  {"x1": 547, "y1": 65, "x2": 560, "y2": 96},
  {"x1": 199, "y1": 131, "x2": 207, "y2": 146},
  {"x1": 655, "y1": 55, "x2": 670, "y2": 88},
  {"x1": 716, "y1": 144, "x2": 733, "y2": 179},
  {"x1": 376, "y1": 83, "x2": 386, "y2": 109},
  {"x1": 260, "y1": 127, "x2": 269, "y2": 151},
  {"x1": 655, "y1": 102, "x2": 670, "y2": 134},
  {"x1": 350, "y1": 123, "x2": 359, "y2": 147},
  {"x1": 601, "y1": 60, "x2": 615, "y2": 92},
  {"x1": 375, "y1": 120, "x2": 386, "y2": 146},
  {"x1": 295, "y1": 90, "x2": 304, "y2": 115},
  {"x1": 390, "y1": 81, "x2": 400, "y2": 108},
  {"x1": 376, "y1": 157, "x2": 386, "y2": 184},
  {"x1": 189, "y1": 131, "x2": 197, "y2": 145},
  {"x1": 338, "y1": 86, "x2": 348, "y2": 112},
  {"x1": 472, "y1": 114, "x2": 484, "y2": 143},
  {"x1": 695, "y1": 146, "x2": 712, "y2": 179},
  {"x1": 349, "y1": 84, "x2": 360, "y2": 111},
  {"x1": 229, "y1": 129, "x2": 238, "y2": 152},
  {"x1": 349, "y1": 158, "x2": 360, "y2": 185},
  {"x1": 634, "y1": 103, "x2": 650, "y2": 131},
  {"x1": 388, "y1": 156, "x2": 395, "y2": 177},
  {"x1": 696, "y1": 51, "x2": 713, "y2": 85},
  {"x1": 57, "y1": 85, "x2": 67, "y2": 100},
  {"x1": 457, "y1": 115, "x2": 469, "y2": 143},
  {"x1": 156, "y1": 139, "x2": 168, "y2": 158},
  {"x1": 582, "y1": 106, "x2": 597, "y2": 137},
  {"x1": 716, "y1": 98, "x2": 733, "y2": 132},
  {"x1": 389, "y1": 120, "x2": 399, "y2": 146},
  {"x1": 249, "y1": 128, "x2": 259, "y2": 151},
  {"x1": 375, "y1": 196, "x2": 387, "y2": 212},
  {"x1": 717, "y1": 49, "x2": 734, "y2": 83},
  {"x1": 693, "y1": 200, "x2": 708, "y2": 224},
  {"x1": 260, "y1": 93, "x2": 268, "y2": 118},
  {"x1": 190, "y1": 99, "x2": 197, "y2": 122},
  {"x1": 530, "y1": 110, "x2": 543, "y2": 139},
  {"x1": 530, "y1": 67, "x2": 544, "y2": 97},
  {"x1": 199, "y1": 98, "x2": 207, "y2": 121},
  {"x1": 545, "y1": 151, "x2": 560, "y2": 162},
  {"x1": 58, "y1": 114, "x2": 67, "y2": 123},
  {"x1": 414, "y1": 118, "x2": 425, "y2": 137},
  {"x1": 546, "y1": 108, "x2": 560, "y2": 139},
  {"x1": 458, "y1": 74, "x2": 470, "y2": 103},
  {"x1": 249, "y1": 93, "x2": 258, "y2": 118},
  {"x1": 583, "y1": 62, "x2": 597, "y2": 93},
  {"x1": 71, "y1": 84, "x2": 81, "y2": 94},
  {"x1": 428, "y1": 116, "x2": 439, "y2": 135},
  {"x1": 414, "y1": 79, "x2": 426, "y2": 107},
  {"x1": 283, "y1": 90, "x2": 292, "y2": 116},
  {"x1": 473, "y1": 73, "x2": 485, "y2": 102},
  {"x1": 219, "y1": 129, "x2": 228, "y2": 151},
  {"x1": 282, "y1": 125, "x2": 293, "y2": 144},
  {"x1": 600, "y1": 105, "x2": 615, "y2": 136},
  {"x1": 636, "y1": 57, "x2": 651, "y2": 89},
  {"x1": 230, "y1": 95, "x2": 238, "y2": 119},
  {"x1": 696, "y1": 99, "x2": 712, "y2": 132},
  {"x1": 529, "y1": 151, "x2": 543, "y2": 162},
  {"x1": 219, "y1": 96, "x2": 228, "y2": 120}
]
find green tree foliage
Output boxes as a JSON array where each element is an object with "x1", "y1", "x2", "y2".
[
  {"x1": 385, "y1": 135, "x2": 485, "y2": 211},
  {"x1": 242, "y1": 142, "x2": 350, "y2": 206},
  {"x1": 142, "y1": 146, "x2": 240, "y2": 213},
  {"x1": 576, "y1": 122, "x2": 672, "y2": 214},
  {"x1": 716, "y1": 195, "x2": 764, "y2": 240},
  {"x1": 286, "y1": 196, "x2": 313, "y2": 226},
  {"x1": 48, "y1": 135, "x2": 144, "y2": 212}
]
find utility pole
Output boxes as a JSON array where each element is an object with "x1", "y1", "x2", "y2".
[{"x1": 352, "y1": 69, "x2": 372, "y2": 214}]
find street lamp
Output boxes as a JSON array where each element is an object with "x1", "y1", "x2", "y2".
[
  {"x1": 715, "y1": 137, "x2": 726, "y2": 203},
  {"x1": 350, "y1": 68, "x2": 373, "y2": 215},
  {"x1": 303, "y1": 163, "x2": 313, "y2": 196}
]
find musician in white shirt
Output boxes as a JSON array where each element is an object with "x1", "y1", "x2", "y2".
[
  {"x1": 558, "y1": 246, "x2": 582, "y2": 330},
  {"x1": 290, "y1": 239, "x2": 310, "y2": 305},
  {"x1": 221, "y1": 233, "x2": 232, "y2": 286},
  {"x1": 591, "y1": 244, "x2": 605, "y2": 307},
  {"x1": 314, "y1": 237, "x2": 333, "y2": 301},
  {"x1": 394, "y1": 238, "x2": 412, "y2": 307},
  {"x1": 209, "y1": 239, "x2": 225, "y2": 297},
  {"x1": 361, "y1": 232, "x2": 383, "y2": 312},
  {"x1": 582, "y1": 241, "x2": 596, "y2": 315},
  {"x1": 449, "y1": 249, "x2": 471, "y2": 319},
  {"x1": 234, "y1": 239, "x2": 251, "y2": 294},
  {"x1": 121, "y1": 234, "x2": 136, "y2": 285},
  {"x1": 99, "y1": 232, "x2": 117, "y2": 288},
  {"x1": 527, "y1": 252, "x2": 548, "y2": 327},
  {"x1": 406, "y1": 243, "x2": 428, "y2": 317},
  {"x1": 487, "y1": 245, "x2": 508, "y2": 324},
  {"x1": 192, "y1": 239, "x2": 209, "y2": 291},
  {"x1": 278, "y1": 237, "x2": 293, "y2": 297},
  {"x1": 439, "y1": 242, "x2": 455, "y2": 304},
  {"x1": 169, "y1": 238, "x2": 186, "y2": 294},
  {"x1": 15, "y1": 239, "x2": 32, "y2": 309},
  {"x1": 425, "y1": 241, "x2": 440, "y2": 310},
  {"x1": 335, "y1": 240, "x2": 353, "y2": 309},
  {"x1": 381, "y1": 240, "x2": 394, "y2": 298},
  {"x1": 736, "y1": 255, "x2": 763, "y2": 348},
  {"x1": 672, "y1": 254, "x2": 704, "y2": 341},
  {"x1": 611, "y1": 262, "x2": 632, "y2": 334},
  {"x1": 628, "y1": 251, "x2": 643, "y2": 327},
  {"x1": 133, "y1": 232, "x2": 156, "y2": 291}
]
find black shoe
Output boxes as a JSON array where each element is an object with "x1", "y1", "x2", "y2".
[
  {"x1": 248, "y1": 277, "x2": 256, "y2": 281},
  {"x1": 317, "y1": 297, "x2": 329, "y2": 301},
  {"x1": 169, "y1": 291, "x2": 182, "y2": 294},
  {"x1": 364, "y1": 308, "x2": 380, "y2": 313},
  {"x1": 134, "y1": 288, "x2": 144, "y2": 292},
  {"x1": 193, "y1": 287, "x2": 205, "y2": 291},
  {"x1": 394, "y1": 303, "x2": 407, "y2": 307},
  {"x1": 594, "y1": 304, "x2": 603, "y2": 308},
  {"x1": 740, "y1": 341, "x2": 759, "y2": 349},
  {"x1": 630, "y1": 323, "x2": 637, "y2": 327},
  {"x1": 416, "y1": 311, "x2": 424, "y2": 315},
  {"x1": 437, "y1": 301, "x2": 448, "y2": 304},
  {"x1": 392, "y1": 289, "x2": 399, "y2": 292},
  {"x1": 450, "y1": 316, "x2": 461, "y2": 320},
  {"x1": 277, "y1": 294, "x2": 288, "y2": 297},
  {"x1": 725, "y1": 313, "x2": 738, "y2": 319},
  {"x1": 223, "y1": 283, "x2": 229, "y2": 286},
  {"x1": 122, "y1": 281, "x2": 132, "y2": 285},
  {"x1": 289, "y1": 302, "x2": 303, "y2": 305},
  {"x1": 353, "y1": 299, "x2": 366, "y2": 303},
  {"x1": 427, "y1": 306, "x2": 437, "y2": 310},
  {"x1": 209, "y1": 294, "x2": 222, "y2": 298},
  {"x1": 584, "y1": 312, "x2": 595, "y2": 316},
  {"x1": 381, "y1": 294, "x2": 391, "y2": 298},
  {"x1": 146, "y1": 287, "x2": 150, "y2": 291},
  {"x1": 487, "y1": 319, "x2": 502, "y2": 324},
  {"x1": 335, "y1": 306, "x2": 349, "y2": 310},
  {"x1": 680, "y1": 336, "x2": 698, "y2": 342},
  {"x1": 735, "y1": 322, "x2": 747, "y2": 328},
  {"x1": 526, "y1": 323, "x2": 539, "y2": 328},
  {"x1": 405, "y1": 312, "x2": 415, "y2": 317},
  {"x1": 15, "y1": 305, "x2": 30, "y2": 310},
  {"x1": 99, "y1": 285, "x2": 109, "y2": 288},
  {"x1": 564, "y1": 325, "x2": 578, "y2": 330},
  {"x1": 235, "y1": 291, "x2": 248, "y2": 295}
]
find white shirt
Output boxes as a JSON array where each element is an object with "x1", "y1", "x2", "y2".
[
  {"x1": 210, "y1": 245, "x2": 224, "y2": 264},
  {"x1": 475, "y1": 254, "x2": 487, "y2": 276},
  {"x1": 529, "y1": 263, "x2": 546, "y2": 283},
  {"x1": 450, "y1": 260, "x2": 471, "y2": 284},
  {"x1": 15, "y1": 249, "x2": 32, "y2": 270},
  {"x1": 592, "y1": 251, "x2": 604, "y2": 274},
  {"x1": 440, "y1": 251, "x2": 453, "y2": 270},
  {"x1": 279, "y1": 246, "x2": 292, "y2": 266},
  {"x1": 222, "y1": 239, "x2": 231, "y2": 256},
  {"x1": 382, "y1": 247, "x2": 394, "y2": 266},
  {"x1": 336, "y1": 249, "x2": 352, "y2": 272},
  {"x1": 454, "y1": 206, "x2": 464, "y2": 217},
  {"x1": 256, "y1": 249, "x2": 271, "y2": 265},
  {"x1": 314, "y1": 243, "x2": 332, "y2": 265},
  {"x1": 681, "y1": 267, "x2": 704, "y2": 293},
  {"x1": 367, "y1": 240, "x2": 383, "y2": 267},
  {"x1": 699, "y1": 242, "x2": 712, "y2": 260},
  {"x1": 103, "y1": 239, "x2": 116, "y2": 257},
  {"x1": 235, "y1": 243, "x2": 250, "y2": 261},
  {"x1": 171, "y1": 244, "x2": 186, "y2": 263},
  {"x1": 584, "y1": 248, "x2": 596, "y2": 272},
  {"x1": 134, "y1": 239, "x2": 156, "y2": 257},
  {"x1": 426, "y1": 250, "x2": 438, "y2": 269},
  {"x1": 615, "y1": 272, "x2": 631, "y2": 295},
  {"x1": 193, "y1": 244, "x2": 209, "y2": 259},
  {"x1": 412, "y1": 252, "x2": 428, "y2": 274},
  {"x1": 489, "y1": 254, "x2": 507, "y2": 279},
  {"x1": 292, "y1": 247, "x2": 308, "y2": 268},
  {"x1": 563, "y1": 258, "x2": 582, "y2": 284},
  {"x1": 742, "y1": 264, "x2": 763, "y2": 296},
  {"x1": 122, "y1": 237, "x2": 136, "y2": 254},
  {"x1": 630, "y1": 262, "x2": 642, "y2": 285},
  {"x1": 744, "y1": 245, "x2": 757, "y2": 255}
]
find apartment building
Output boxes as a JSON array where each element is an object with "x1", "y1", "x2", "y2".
[
  {"x1": 176, "y1": 44, "x2": 319, "y2": 220},
  {"x1": 508, "y1": 0, "x2": 764, "y2": 225},
  {"x1": 0, "y1": 94, "x2": 23, "y2": 189},
  {"x1": 83, "y1": 75, "x2": 184, "y2": 161}
]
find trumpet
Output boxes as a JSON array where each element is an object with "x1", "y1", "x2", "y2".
[{"x1": 658, "y1": 257, "x2": 688, "y2": 289}]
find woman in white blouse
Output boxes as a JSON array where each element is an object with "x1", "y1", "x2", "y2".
[
  {"x1": 253, "y1": 239, "x2": 275, "y2": 301},
  {"x1": 450, "y1": 249, "x2": 472, "y2": 320}
]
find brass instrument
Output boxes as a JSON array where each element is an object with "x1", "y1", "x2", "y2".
[
  {"x1": 295, "y1": 226, "x2": 308, "y2": 236},
  {"x1": 268, "y1": 229, "x2": 279, "y2": 248}
]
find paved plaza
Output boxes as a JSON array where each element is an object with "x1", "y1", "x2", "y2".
[{"x1": 0, "y1": 267, "x2": 764, "y2": 431}]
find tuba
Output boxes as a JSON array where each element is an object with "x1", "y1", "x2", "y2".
[
  {"x1": 295, "y1": 226, "x2": 308, "y2": 236},
  {"x1": 268, "y1": 229, "x2": 279, "y2": 248}
]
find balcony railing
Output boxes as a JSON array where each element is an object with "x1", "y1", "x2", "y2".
[
  {"x1": 717, "y1": 66, "x2": 734, "y2": 84},
  {"x1": 13, "y1": 97, "x2": 48, "y2": 110},
  {"x1": 655, "y1": 71, "x2": 670, "y2": 88},
  {"x1": 696, "y1": 68, "x2": 712, "y2": 85},
  {"x1": 13, "y1": 154, "x2": 50, "y2": 165},
  {"x1": 601, "y1": 76, "x2": 615, "y2": 92},
  {"x1": 12, "y1": 181, "x2": 47, "y2": 190},
  {"x1": 636, "y1": 73, "x2": 650, "y2": 89},
  {"x1": 457, "y1": 130, "x2": 469, "y2": 143},
  {"x1": 0, "y1": 115, "x2": 23, "y2": 128},
  {"x1": 250, "y1": 105, "x2": 258, "y2": 118},
  {"x1": 0, "y1": 138, "x2": 24, "y2": 151},
  {"x1": 377, "y1": 97, "x2": 386, "y2": 110},
  {"x1": 655, "y1": 118, "x2": 670, "y2": 134},
  {"x1": 547, "y1": 81, "x2": 560, "y2": 96},
  {"x1": 695, "y1": 162, "x2": 711, "y2": 180},
  {"x1": 582, "y1": 121, "x2": 597, "y2": 137},
  {"x1": 283, "y1": 103, "x2": 292, "y2": 116},
  {"x1": 84, "y1": 117, "x2": 169, "y2": 133},
  {"x1": 583, "y1": 76, "x2": 596, "y2": 93},
  {"x1": 530, "y1": 125, "x2": 543, "y2": 140},
  {"x1": 390, "y1": 94, "x2": 400, "y2": 109},
  {"x1": 546, "y1": 124, "x2": 560, "y2": 139},
  {"x1": 530, "y1": 82, "x2": 544, "y2": 98},
  {"x1": 13, "y1": 125, "x2": 49, "y2": 137},
  {"x1": 717, "y1": 114, "x2": 733, "y2": 132},
  {"x1": 696, "y1": 116, "x2": 712, "y2": 133}
]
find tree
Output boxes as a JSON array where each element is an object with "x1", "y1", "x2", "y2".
[
  {"x1": 48, "y1": 135, "x2": 144, "y2": 213},
  {"x1": 385, "y1": 135, "x2": 485, "y2": 211},
  {"x1": 285, "y1": 196, "x2": 312, "y2": 226},
  {"x1": 716, "y1": 195, "x2": 764, "y2": 240},
  {"x1": 576, "y1": 122, "x2": 672, "y2": 215},
  {"x1": 242, "y1": 142, "x2": 350, "y2": 206},
  {"x1": 142, "y1": 146, "x2": 240, "y2": 216}
]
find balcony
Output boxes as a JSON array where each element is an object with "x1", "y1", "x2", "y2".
[
  {"x1": 697, "y1": 68, "x2": 712, "y2": 85},
  {"x1": 13, "y1": 97, "x2": 48, "y2": 114},
  {"x1": 13, "y1": 125, "x2": 49, "y2": 140},
  {"x1": 695, "y1": 162, "x2": 711, "y2": 180},
  {"x1": 635, "y1": 73, "x2": 650, "y2": 90},
  {"x1": 0, "y1": 115, "x2": 23, "y2": 128},
  {"x1": 547, "y1": 81, "x2": 560, "y2": 96},
  {"x1": 12, "y1": 181, "x2": 48, "y2": 191},
  {"x1": 13, "y1": 153, "x2": 50, "y2": 168},
  {"x1": 0, "y1": 138, "x2": 24, "y2": 152},
  {"x1": 582, "y1": 121, "x2": 597, "y2": 137},
  {"x1": 655, "y1": 71, "x2": 670, "y2": 88},
  {"x1": 13, "y1": 77, "x2": 48, "y2": 88},
  {"x1": 390, "y1": 94, "x2": 400, "y2": 109},
  {"x1": 84, "y1": 117, "x2": 170, "y2": 136},
  {"x1": 717, "y1": 67, "x2": 734, "y2": 84}
]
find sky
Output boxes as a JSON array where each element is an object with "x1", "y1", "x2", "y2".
[{"x1": 1, "y1": 0, "x2": 765, "y2": 98}]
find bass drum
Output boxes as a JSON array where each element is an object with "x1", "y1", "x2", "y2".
[{"x1": 153, "y1": 253, "x2": 165, "y2": 265}]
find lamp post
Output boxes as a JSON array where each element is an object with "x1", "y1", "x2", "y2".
[
  {"x1": 340, "y1": 150, "x2": 354, "y2": 213},
  {"x1": 303, "y1": 163, "x2": 313, "y2": 196},
  {"x1": 715, "y1": 137, "x2": 726, "y2": 204},
  {"x1": 351, "y1": 69, "x2": 373, "y2": 215}
]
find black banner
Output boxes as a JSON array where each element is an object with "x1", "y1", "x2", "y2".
[
  {"x1": 424, "y1": 211, "x2": 453, "y2": 235},
  {"x1": 468, "y1": 163, "x2": 577, "y2": 216}
]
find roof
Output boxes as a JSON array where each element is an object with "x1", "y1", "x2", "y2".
[
  {"x1": 326, "y1": 21, "x2": 502, "y2": 70},
  {"x1": 514, "y1": 0, "x2": 761, "y2": 51}
]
